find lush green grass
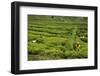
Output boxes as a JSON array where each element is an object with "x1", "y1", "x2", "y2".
[{"x1": 28, "y1": 15, "x2": 88, "y2": 61}]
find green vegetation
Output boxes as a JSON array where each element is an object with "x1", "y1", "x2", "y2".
[{"x1": 28, "y1": 15, "x2": 88, "y2": 61}]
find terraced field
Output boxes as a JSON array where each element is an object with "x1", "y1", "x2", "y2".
[{"x1": 28, "y1": 15, "x2": 88, "y2": 61}]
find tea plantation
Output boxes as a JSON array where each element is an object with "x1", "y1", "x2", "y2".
[{"x1": 28, "y1": 15, "x2": 88, "y2": 61}]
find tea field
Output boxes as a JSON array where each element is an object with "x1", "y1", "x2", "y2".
[{"x1": 28, "y1": 15, "x2": 88, "y2": 61}]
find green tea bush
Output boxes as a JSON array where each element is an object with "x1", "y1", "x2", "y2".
[
  {"x1": 44, "y1": 48, "x2": 64, "y2": 59},
  {"x1": 36, "y1": 37, "x2": 44, "y2": 43},
  {"x1": 62, "y1": 50, "x2": 87, "y2": 59},
  {"x1": 80, "y1": 37, "x2": 88, "y2": 42}
]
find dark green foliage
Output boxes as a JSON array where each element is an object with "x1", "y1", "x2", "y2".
[{"x1": 28, "y1": 15, "x2": 88, "y2": 61}]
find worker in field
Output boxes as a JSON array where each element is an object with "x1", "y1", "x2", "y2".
[{"x1": 73, "y1": 42, "x2": 80, "y2": 51}]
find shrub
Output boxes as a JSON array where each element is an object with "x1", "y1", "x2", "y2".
[
  {"x1": 36, "y1": 37, "x2": 44, "y2": 43},
  {"x1": 80, "y1": 37, "x2": 88, "y2": 42}
]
